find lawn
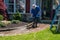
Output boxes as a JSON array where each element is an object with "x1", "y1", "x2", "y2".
[{"x1": 0, "y1": 28, "x2": 60, "y2": 40}]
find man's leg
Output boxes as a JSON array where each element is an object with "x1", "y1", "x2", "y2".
[
  {"x1": 32, "y1": 17, "x2": 36, "y2": 28},
  {"x1": 35, "y1": 17, "x2": 40, "y2": 27},
  {"x1": 32, "y1": 17, "x2": 38, "y2": 28},
  {"x1": 35, "y1": 17, "x2": 38, "y2": 27}
]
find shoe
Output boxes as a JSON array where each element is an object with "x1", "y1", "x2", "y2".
[
  {"x1": 32, "y1": 26, "x2": 37, "y2": 28},
  {"x1": 32, "y1": 25, "x2": 35, "y2": 28}
]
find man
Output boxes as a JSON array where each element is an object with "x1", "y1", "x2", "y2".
[
  {"x1": 50, "y1": 0, "x2": 59, "y2": 30},
  {"x1": 31, "y1": 4, "x2": 40, "y2": 28}
]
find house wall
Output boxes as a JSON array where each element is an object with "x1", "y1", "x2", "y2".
[
  {"x1": 4, "y1": 0, "x2": 41, "y2": 13},
  {"x1": 4, "y1": 0, "x2": 54, "y2": 20},
  {"x1": 4, "y1": 0, "x2": 26, "y2": 14}
]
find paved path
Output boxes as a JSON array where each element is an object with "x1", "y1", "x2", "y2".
[{"x1": 0, "y1": 23, "x2": 50, "y2": 36}]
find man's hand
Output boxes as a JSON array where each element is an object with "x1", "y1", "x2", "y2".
[
  {"x1": 30, "y1": 13, "x2": 33, "y2": 17},
  {"x1": 40, "y1": 17, "x2": 42, "y2": 20}
]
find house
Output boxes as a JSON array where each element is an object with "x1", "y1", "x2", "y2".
[{"x1": 0, "y1": 0, "x2": 59, "y2": 20}]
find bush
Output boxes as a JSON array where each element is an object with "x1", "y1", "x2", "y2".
[
  {"x1": 1, "y1": 21, "x2": 11, "y2": 25},
  {"x1": 13, "y1": 11, "x2": 22, "y2": 21},
  {"x1": 11, "y1": 20, "x2": 20, "y2": 24},
  {"x1": 0, "y1": 15, "x2": 4, "y2": 21},
  {"x1": 0, "y1": 22, "x2": 6, "y2": 27}
]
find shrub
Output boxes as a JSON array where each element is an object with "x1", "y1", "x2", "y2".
[
  {"x1": 0, "y1": 15, "x2": 4, "y2": 21},
  {"x1": 11, "y1": 20, "x2": 20, "y2": 24},
  {"x1": 1, "y1": 21, "x2": 11, "y2": 25},
  {"x1": 13, "y1": 11, "x2": 22, "y2": 21},
  {"x1": 0, "y1": 22, "x2": 6, "y2": 27}
]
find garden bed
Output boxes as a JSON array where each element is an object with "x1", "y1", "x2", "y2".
[{"x1": 0, "y1": 21, "x2": 28, "y2": 31}]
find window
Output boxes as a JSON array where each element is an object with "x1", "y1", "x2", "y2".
[
  {"x1": 8, "y1": 5, "x2": 14, "y2": 12},
  {"x1": 8, "y1": 0, "x2": 14, "y2": 12},
  {"x1": 16, "y1": 0, "x2": 25, "y2": 13},
  {"x1": 41, "y1": 0, "x2": 52, "y2": 20},
  {"x1": 4, "y1": 0, "x2": 14, "y2": 13},
  {"x1": 4, "y1": 0, "x2": 25, "y2": 14},
  {"x1": 9, "y1": 0, "x2": 14, "y2": 3},
  {"x1": 36, "y1": 0, "x2": 40, "y2": 6}
]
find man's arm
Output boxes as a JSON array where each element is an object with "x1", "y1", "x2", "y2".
[{"x1": 30, "y1": 9, "x2": 33, "y2": 17}]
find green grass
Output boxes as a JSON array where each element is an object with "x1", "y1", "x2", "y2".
[{"x1": 0, "y1": 28, "x2": 60, "y2": 40}]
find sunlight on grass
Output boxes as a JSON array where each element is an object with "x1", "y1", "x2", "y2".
[{"x1": 0, "y1": 28, "x2": 60, "y2": 40}]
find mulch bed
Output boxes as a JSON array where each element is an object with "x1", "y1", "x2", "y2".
[
  {"x1": 6, "y1": 22, "x2": 28, "y2": 28},
  {"x1": 0, "y1": 22, "x2": 28, "y2": 31}
]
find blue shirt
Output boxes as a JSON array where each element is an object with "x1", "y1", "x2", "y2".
[{"x1": 31, "y1": 6, "x2": 41, "y2": 17}]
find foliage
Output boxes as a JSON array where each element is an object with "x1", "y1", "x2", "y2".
[
  {"x1": 0, "y1": 22, "x2": 6, "y2": 27},
  {"x1": 0, "y1": 15, "x2": 4, "y2": 21},
  {"x1": 13, "y1": 11, "x2": 22, "y2": 21},
  {"x1": 11, "y1": 20, "x2": 20, "y2": 24}
]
